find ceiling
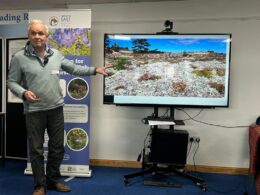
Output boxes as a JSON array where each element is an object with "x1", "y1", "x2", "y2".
[{"x1": 0, "y1": 0, "x2": 187, "y2": 10}]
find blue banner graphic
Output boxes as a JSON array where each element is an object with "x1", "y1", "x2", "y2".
[{"x1": 26, "y1": 9, "x2": 92, "y2": 177}]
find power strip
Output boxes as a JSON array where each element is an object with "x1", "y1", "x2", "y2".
[{"x1": 144, "y1": 179, "x2": 182, "y2": 188}]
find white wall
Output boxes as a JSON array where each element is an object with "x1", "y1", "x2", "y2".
[{"x1": 69, "y1": 0, "x2": 260, "y2": 168}]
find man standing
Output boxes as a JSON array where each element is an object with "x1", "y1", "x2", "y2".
[{"x1": 7, "y1": 20, "x2": 110, "y2": 195}]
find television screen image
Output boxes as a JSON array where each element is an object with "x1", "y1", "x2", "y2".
[{"x1": 103, "y1": 33, "x2": 231, "y2": 107}]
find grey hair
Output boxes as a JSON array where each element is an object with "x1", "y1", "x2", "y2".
[{"x1": 28, "y1": 19, "x2": 49, "y2": 34}]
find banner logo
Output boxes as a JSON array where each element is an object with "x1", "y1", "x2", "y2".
[{"x1": 49, "y1": 16, "x2": 58, "y2": 26}]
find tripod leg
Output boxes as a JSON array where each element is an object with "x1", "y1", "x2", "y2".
[
  {"x1": 171, "y1": 169, "x2": 207, "y2": 191},
  {"x1": 124, "y1": 165, "x2": 154, "y2": 185}
]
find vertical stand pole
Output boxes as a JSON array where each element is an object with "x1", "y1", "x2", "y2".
[
  {"x1": 0, "y1": 113, "x2": 5, "y2": 166},
  {"x1": 153, "y1": 107, "x2": 159, "y2": 130},
  {"x1": 170, "y1": 107, "x2": 175, "y2": 130}
]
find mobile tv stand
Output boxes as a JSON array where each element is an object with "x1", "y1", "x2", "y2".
[{"x1": 123, "y1": 107, "x2": 207, "y2": 191}]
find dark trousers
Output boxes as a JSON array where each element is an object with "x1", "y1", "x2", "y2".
[{"x1": 25, "y1": 106, "x2": 65, "y2": 188}]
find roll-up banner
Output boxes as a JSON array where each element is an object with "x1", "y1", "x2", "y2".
[
  {"x1": 0, "y1": 37, "x2": 3, "y2": 159},
  {"x1": 0, "y1": 38, "x2": 3, "y2": 112},
  {"x1": 25, "y1": 9, "x2": 92, "y2": 177},
  {"x1": 1, "y1": 10, "x2": 28, "y2": 161}
]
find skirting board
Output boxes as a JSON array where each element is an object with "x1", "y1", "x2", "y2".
[
  {"x1": 4, "y1": 157, "x2": 248, "y2": 175},
  {"x1": 89, "y1": 159, "x2": 248, "y2": 175}
]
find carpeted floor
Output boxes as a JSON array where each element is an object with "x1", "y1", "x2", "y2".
[{"x1": 0, "y1": 159, "x2": 256, "y2": 195}]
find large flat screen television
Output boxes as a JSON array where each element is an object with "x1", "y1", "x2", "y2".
[{"x1": 103, "y1": 33, "x2": 231, "y2": 107}]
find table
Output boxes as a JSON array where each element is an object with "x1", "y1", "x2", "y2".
[{"x1": 0, "y1": 112, "x2": 6, "y2": 166}]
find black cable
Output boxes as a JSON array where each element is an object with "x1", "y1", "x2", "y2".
[
  {"x1": 137, "y1": 128, "x2": 151, "y2": 162},
  {"x1": 191, "y1": 133, "x2": 245, "y2": 193},
  {"x1": 174, "y1": 108, "x2": 247, "y2": 193},
  {"x1": 179, "y1": 108, "x2": 249, "y2": 128},
  {"x1": 192, "y1": 142, "x2": 199, "y2": 172},
  {"x1": 176, "y1": 108, "x2": 204, "y2": 122},
  {"x1": 186, "y1": 141, "x2": 193, "y2": 157},
  {"x1": 190, "y1": 141, "x2": 242, "y2": 194},
  {"x1": 162, "y1": 107, "x2": 170, "y2": 118}
]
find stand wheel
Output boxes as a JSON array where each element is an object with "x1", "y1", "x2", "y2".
[
  {"x1": 196, "y1": 182, "x2": 207, "y2": 191},
  {"x1": 124, "y1": 178, "x2": 129, "y2": 186}
]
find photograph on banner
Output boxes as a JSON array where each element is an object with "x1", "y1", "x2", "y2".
[
  {"x1": 48, "y1": 28, "x2": 91, "y2": 56},
  {"x1": 67, "y1": 77, "x2": 89, "y2": 100}
]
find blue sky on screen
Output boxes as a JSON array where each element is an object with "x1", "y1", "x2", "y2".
[{"x1": 108, "y1": 35, "x2": 229, "y2": 53}]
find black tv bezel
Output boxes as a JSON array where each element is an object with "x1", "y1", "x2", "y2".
[{"x1": 103, "y1": 33, "x2": 232, "y2": 108}]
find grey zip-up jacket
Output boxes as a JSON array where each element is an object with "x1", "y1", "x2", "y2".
[{"x1": 7, "y1": 41, "x2": 96, "y2": 113}]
